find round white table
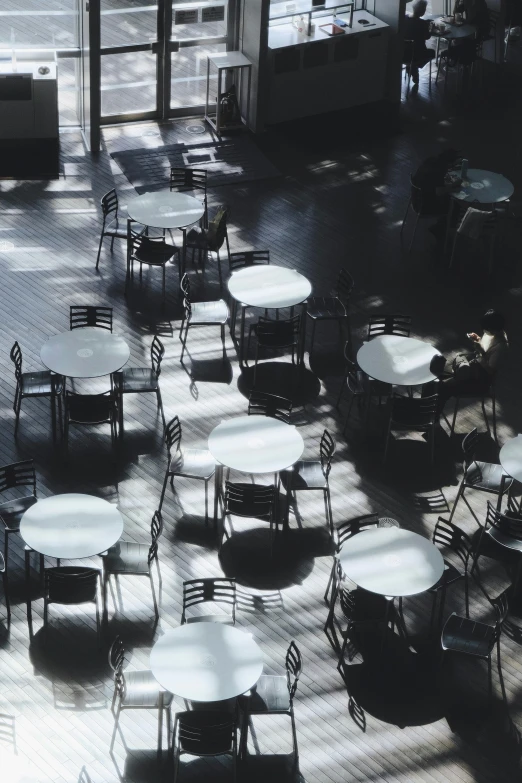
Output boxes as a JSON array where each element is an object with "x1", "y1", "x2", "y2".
[
  {"x1": 150, "y1": 622, "x2": 264, "y2": 702},
  {"x1": 40, "y1": 327, "x2": 130, "y2": 379},
  {"x1": 452, "y1": 169, "x2": 514, "y2": 204},
  {"x1": 499, "y1": 435, "x2": 522, "y2": 484},
  {"x1": 339, "y1": 527, "x2": 444, "y2": 598},
  {"x1": 357, "y1": 335, "x2": 437, "y2": 387},
  {"x1": 126, "y1": 191, "x2": 205, "y2": 274},
  {"x1": 228, "y1": 266, "x2": 311, "y2": 358},
  {"x1": 20, "y1": 493, "x2": 124, "y2": 559},
  {"x1": 209, "y1": 415, "x2": 304, "y2": 521}
]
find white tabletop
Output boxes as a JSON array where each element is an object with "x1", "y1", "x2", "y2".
[
  {"x1": 126, "y1": 190, "x2": 205, "y2": 230},
  {"x1": 208, "y1": 415, "x2": 304, "y2": 473},
  {"x1": 452, "y1": 169, "x2": 514, "y2": 204},
  {"x1": 40, "y1": 327, "x2": 130, "y2": 379},
  {"x1": 339, "y1": 527, "x2": 444, "y2": 598},
  {"x1": 208, "y1": 51, "x2": 252, "y2": 69},
  {"x1": 499, "y1": 435, "x2": 522, "y2": 484},
  {"x1": 357, "y1": 335, "x2": 437, "y2": 387},
  {"x1": 228, "y1": 266, "x2": 312, "y2": 310},
  {"x1": 20, "y1": 493, "x2": 124, "y2": 559},
  {"x1": 430, "y1": 19, "x2": 476, "y2": 40},
  {"x1": 150, "y1": 622, "x2": 264, "y2": 702}
]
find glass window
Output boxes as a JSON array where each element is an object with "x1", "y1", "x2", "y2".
[
  {"x1": 101, "y1": 51, "x2": 157, "y2": 116},
  {"x1": 0, "y1": 0, "x2": 78, "y2": 50},
  {"x1": 171, "y1": 1, "x2": 228, "y2": 41},
  {"x1": 170, "y1": 43, "x2": 225, "y2": 109},
  {"x1": 100, "y1": 0, "x2": 158, "y2": 48}
]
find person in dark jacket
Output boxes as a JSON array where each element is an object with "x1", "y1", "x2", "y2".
[
  {"x1": 412, "y1": 148, "x2": 462, "y2": 215},
  {"x1": 404, "y1": 0, "x2": 435, "y2": 84}
]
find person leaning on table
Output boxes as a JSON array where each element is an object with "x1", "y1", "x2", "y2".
[{"x1": 403, "y1": 0, "x2": 436, "y2": 85}]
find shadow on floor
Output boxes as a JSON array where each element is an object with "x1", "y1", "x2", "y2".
[{"x1": 237, "y1": 361, "x2": 321, "y2": 408}]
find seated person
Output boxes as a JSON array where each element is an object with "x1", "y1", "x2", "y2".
[
  {"x1": 403, "y1": 0, "x2": 435, "y2": 84},
  {"x1": 412, "y1": 148, "x2": 462, "y2": 216}
]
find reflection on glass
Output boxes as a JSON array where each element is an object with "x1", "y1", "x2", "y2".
[
  {"x1": 0, "y1": 0, "x2": 79, "y2": 49},
  {"x1": 171, "y1": 0, "x2": 227, "y2": 41},
  {"x1": 100, "y1": 0, "x2": 158, "y2": 48},
  {"x1": 101, "y1": 52, "x2": 157, "y2": 116},
  {"x1": 170, "y1": 44, "x2": 225, "y2": 109}
]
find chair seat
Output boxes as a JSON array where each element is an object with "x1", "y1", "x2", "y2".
[
  {"x1": 122, "y1": 669, "x2": 173, "y2": 709},
  {"x1": 21, "y1": 371, "x2": 61, "y2": 397},
  {"x1": 281, "y1": 461, "x2": 327, "y2": 491},
  {"x1": 245, "y1": 674, "x2": 291, "y2": 713},
  {"x1": 177, "y1": 710, "x2": 234, "y2": 755},
  {"x1": 429, "y1": 560, "x2": 463, "y2": 592},
  {"x1": 307, "y1": 296, "x2": 346, "y2": 321},
  {"x1": 189, "y1": 300, "x2": 229, "y2": 325},
  {"x1": 186, "y1": 226, "x2": 209, "y2": 250},
  {"x1": 465, "y1": 461, "x2": 512, "y2": 493},
  {"x1": 0, "y1": 495, "x2": 37, "y2": 530},
  {"x1": 442, "y1": 613, "x2": 496, "y2": 658},
  {"x1": 487, "y1": 524, "x2": 522, "y2": 553},
  {"x1": 169, "y1": 448, "x2": 215, "y2": 480},
  {"x1": 343, "y1": 588, "x2": 389, "y2": 625},
  {"x1": 255, "y1": 332, "x2": 299, "y2": 350},
  {"x1": 390, "y1": 400, "x2": 435, "y2": 428},
  {"x1": 120, "y1": 367, "x2": 158, "y2": 394},
  {"x1": 135, "y1": 240, "x2": 178, "y2": 265},
  {"x1": 104, "y1": 541, "x2": 150, "y2": 575},
  {"x1": 68, "y1": 398, "x2": 115, "y2": 424},
  {"x1": 186, "y1": 614, "x2": 234, "y2": 625},
  {"x1": 104, "y1": 218, "x2": 127, "y2": 239}
]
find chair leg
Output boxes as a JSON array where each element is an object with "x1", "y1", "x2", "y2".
[
  {"x1": 110, "y1": 703, "x2": 122, "y2": 752},
  {"x1": 310, "y1": 320, "x2": 316, "y2": 354},
  {"x1": 409, "y1": 213, "x2": 420, "y2": 253},
  {"x1": 448, "y1": 482, "x2": 464, "y2": 524},
  {"x1": 159, "y1": 471, "x2": 170, "y2": 512},
  {"x1": 204, "y1": 480, "x2": 209, "y2": 525},
  {"x1": 95, "y1": 233, "x2": 104, "y2": 271},
  {"x1": 324, "y1": 558, "x2": 336, "y2": 605},
  {"x1": 451, "y1": 397, "x2": 460, "y2": 436},
  {"x1": 400, "y1": 200, "x2": 411, "y2": 240},
  {"x1": 221, "y1": 323, "x2": 226, "y2": 361},
  {"x1": 150, "y1": 572, "x2": 159, "y2": 619}
]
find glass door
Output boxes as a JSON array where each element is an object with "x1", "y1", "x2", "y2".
[{"x1": 99, "y1": 0, "x2": 234, "y2": 123}]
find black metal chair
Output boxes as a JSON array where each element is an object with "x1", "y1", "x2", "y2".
[
  {"x1": 42, "y1": 567, "x2": 101, "y2": 641},
  {"x1": 251, "y1": 315, "x2": 302, "y2": 385},
  {"x1": 116, "y1": 335, "x2": 165, "y2": 435},
  {"x1": 172, "y1": 710, "x2": 237, "y2": 782},
  {"x1": 449, "y1": 375, "x2": 497, "y2": 440},
  {"x1": 239, "y1": 641, "x2": 301, "y2": 773},
  {"x1": 0, "y1": 551, "x2": 10, "y2": 627},
  {"x1": 247, "y1": 390, "x2": 293, "y2": 424},
  {"x1": 64, "y1": 391, "x2": 119, "y2": 450},
  {"x1": 429, "y1": 517, "x2": 474, "y2": 629},
  {"x1": 70, "y1": 306, "x2": 113, "y2": 332},
  {"x1": 306, "y1": 267, "x2": 354, "y2": 353},
  {"x1": 367, "y1": 314, "x2": 412, "y2": 340},
  {"x1": 384, "y1": 393, "x2": 440, "y2": 466},
  {"x1": 102, "y1": 510, "x2": 163, "y2": 620},
  {"x1": 0, "y1": 460, "x2": 38, "y2": 569},
  {"x1": 109, "y1": 636, "x2": 173, "y2": 757},
  {"x1": 179, "y1": 273, "x2": 229, "y2": 362},
  {"x1": 10, "y1": 341, "x2": 63, "y2": 435},
  {"x1": 127, "y1": 233, "x2": 179, "y2": 309},
  {"x1": 323, "y1": 513, "x2": 400, "y2": 610},
  {"x1": 159, "y1": 416, "x2": 215, "y2": 521},
  {"x1": 441, "y1": 587, "x2": 509, "y2": 705},
  {"x1": 228, "y1": 250, "x2": 270, "y2": 334},
  {"x1": 222, "y1": 482, "x2": 277, "y2": 554},
  {"x1": 401, "y1": 175, "x2": 444, "y2": 252},
  {"x1": 169, "y1": 167, "x2": 208, "y2": 227},
  {"x1": 280, "y1": 429, "x2": 336, "y2": 534},
  {"x1": 181, "y1": 577, "x2": 236, "y2": 625},
  {"x1": 186, "y1": 204, "x2": 231, "y2": 285},
  {"x1": 472, "y1": 502, "x2": 522, "y2": 592},
  {"x1": 448, "y1": 429, "x2": 513, "y2": 526},
  {"x1": 334, "y1": 580, "x2": 391, "y2": 666},
  {"x1": 95, "y1": 189, "x2": 130, "y2": 271},
  {"x1": 336, "y1": 342, "x2": 391, "y2": 431}
]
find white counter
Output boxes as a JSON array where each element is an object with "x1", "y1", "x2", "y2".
[{"x1": 268, "y1": 10, "x2": 389, "y2": 50}]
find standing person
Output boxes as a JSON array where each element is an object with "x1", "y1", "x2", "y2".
[
  {"x1": 411, "y1": 148, "x2": 463, "y2": 236},
  {"x1": 403, "y1": 0, "x2": 436, "y2": 84}
]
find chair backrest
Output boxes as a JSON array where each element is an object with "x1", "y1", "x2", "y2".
[
  {"x1": 430, "y1": 354, "x2": 447, "y2": 378},
  {"x1": 485, "y1": 501, "x2": 522, "y2": 541},
  {"x1": 391, "y1": 393, "x2": 439, "y2": 424},
  {"x1": 229, "y1": 250, "x2": 270, "y2": 273},
  {"x1": 0, "y1": 459, "x2": 36, "y2": 496},
  {"x1": 255, "y1": 315, "x2": 301, "y2": 346},
  {"x1": 285, "y1": 641, "x2": 302, "y2": 702},
  {"x1": 169, "y1": 167, "x2": 207, "y2": 194},
  {"x1": 409, "y1": 174, "x2": 429, "y2": 216},
  {"x1": 224, "y1": 482, "x2": 275, "y2": 521},
  {"x1": 101, "y1": 189, "x2": 119, "y2": 220},
  {"x1": 462, "y1": 428, "x2": 479, "y2": 467},
  {"x1": 0, "y1": 550, "x2": 5, "y2": 575},
  {"x1": 205, "y1": 205, "x2": 228, "y2": 251},
  {"x1": 148, "y1": 510, "x2": 163, "y2": 565},
  {"x1": 335, "y1": 268, "x2": 355, "y2": 305},
  {"x1": 164, "y1": 416, "x2": 182, "y2": 454},
  {"x1": 9, "y1": 341, "x2": 23, "y2": 382},
  {"x1": 319, "y1": 430, "x2": 336, "y2": 478},
  {"x1": 181, "y1": 577, "x2": 236, "y2": 623},
  {"x1": 65, "y1": 391, "x2": 116, "y2": 424},
  {"x1": 368, "y1": 314, "x2": 412, "y2": 340},
  {"x1": 176, "y1": 711, "x2": 236, "y2": 755},
  {"x1": 108, "y1": 636, "x2": 127, "y2": 699},
  {"x1": 433, "y1": 517, "x2": 473, "y2": 569},
  {"x1": 150, "y1": 335, "x2": 165, "y2": 377},
  {"x1": 247, "y1": 390, "x2": 293, "y2": 424},
  {"x1": 180, "y1": 274, "x2": 192, "y2": 318},
  {"x1": 336, "y1": 513, "x2": 399, "y2": 552},
  {"x1": 45, "y1": 567, "x2": 99, "y2": 604},
  {"x1": 70, "y1": 306, "x2": 113, "y2": 332},
  {"x1": 490, "y1": 587, "x2": 510, "y2": 628}
]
